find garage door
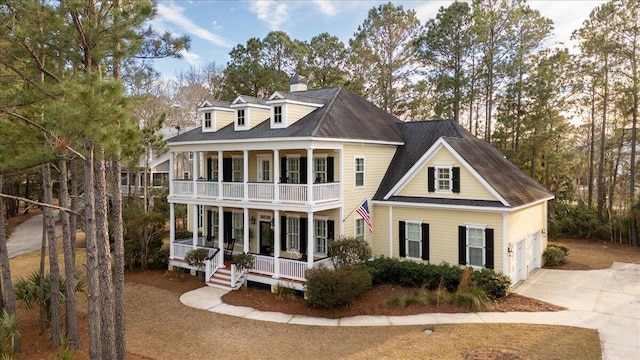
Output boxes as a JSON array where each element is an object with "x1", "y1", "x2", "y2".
[
  {"x1": 528, "y1": 231, "x2": 542, "y2": 272},
  {"x1": 512, "y1": 239, "x2": 526, "y2": 284}
]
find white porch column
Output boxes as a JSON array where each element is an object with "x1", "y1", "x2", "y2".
[
  {"x1": 199, "y1": 152, "x2": 205, "y2": 178},
  {"x1": 243, "y1": 150, "x2": 249, "y2": 201},
  {"x1": 274, "y1": 209, "x2": 281, "y2": 278},
  {"x1": 273, "y1": 149, "x2": 279, "y2": 202},
  {"x1": 192, "y1": 204, "x2": 198, "y2": 248},
  {"x1": 307, "y1": 211, "x2": 314, "y2": 269},
  {"x1": 218, "y1": 206, "x2": 225, "y2": 267},
  {"x1": 169, "y1": 152, "x2": 174, "y2": 195},
  {"x1": 388, "y1": 205, "x2": 393, "y2": 257},
  {"x1": 243, "y1": 208, "x2": 249, "y2": 253},
  {"x1": 192, "y1": 151, "x2": 199, "y2": 198},
  {"x1": 217, "y1": 151, "x2": 223, "y2": 199},
  {"x1": 306, "y1": 148, "x2": 313, "y2": 204},
  {"x1": 169, "y1": 203, "x2": 175, "y2": 259}
]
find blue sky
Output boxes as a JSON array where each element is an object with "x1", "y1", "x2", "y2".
[{"x1": 151, "y1": 0, "x2": 606, "y2": 79}]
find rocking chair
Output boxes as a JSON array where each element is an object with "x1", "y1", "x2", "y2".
[{"x1": 224, "y1": 238, "x2": 235, "y2": 260}]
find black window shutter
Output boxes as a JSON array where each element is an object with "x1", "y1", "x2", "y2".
[
  {"x1": 224, "y1": 212, "x2": 232, "y2": 242},
  {"x1": 222, "y1": 158, "x2": 232, "y2": 182},
  {"x1": 206, "y1": 210, "x2": 213, "y2": 241},
  {"x1": 327, "y1": 220, "x2": 335, "y2": 241},
  {"x1": 206, "y1": 158, "x2": 213, "y2": 180},
  {"x1": 458, "y1": 226, "x2": 467, "y2": 265},
  {"x1": 428, "y1": 167, "x2": 435, "y2": 192},
  {"x1": 485, "y1": 228, "x2": 494, "y2": 269},
  {"x1": 300, "y1": 218, "x2": 307, "y2": 254},
  {"x1": 281, "y1": 216, "x2": 287, "y2": 251},
  {"x1": 280, "y1": 157, "x2": 287, "y2": 183},
  {"x1": 399, "y1": 221, "x2": 406, "y2": 257},
  {"x1": 452, "y1": 167, "x2": 460, "y2": 193},
  {"x1": 327, "y1": 157, "x2": 334, "y2": 182},
  {"x1": 300, "y1": 157, "x2": 307, "y2": 184},
  {"x1": 421, "y1": 223, "x2": 429, "y2": 261}
]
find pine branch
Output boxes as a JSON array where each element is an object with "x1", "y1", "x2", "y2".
[{"x1": 0, "y1": 193, "x2": 81, "y2": 217}]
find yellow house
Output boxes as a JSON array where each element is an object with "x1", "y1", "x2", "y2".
[{"x1": 166, "y1": 76, "x2": 553, "y2": 291}]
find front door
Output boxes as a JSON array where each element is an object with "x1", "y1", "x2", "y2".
[{"x1": 259, "y1": 221, "x2": 273, "y2": 255}]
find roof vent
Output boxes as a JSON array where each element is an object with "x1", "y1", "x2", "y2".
[{"x1": 289, "y1": 75, "x2": 308, "y2": 92}]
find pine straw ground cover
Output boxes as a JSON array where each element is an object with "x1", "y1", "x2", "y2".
[{"x1": 9, "y1": 235, "x2": 633, "y2": 359}]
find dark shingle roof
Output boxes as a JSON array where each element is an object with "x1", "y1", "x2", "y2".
[
  {"x1": 374, "y1": 120, "x2": 553, "y2": 208},
  {"x1": 386, "y1": 196, "x2": 507, "y2": 208},
  {"x1": 200, "y1": 100, "x2": 231, "y2": 108},
  {"x1": 234, "y1": 95, "x2": 268, "y2": 106},
  {"x1": 168, "y1": 87, "x2": 404, "y2": 143},
  {"x1": 273, "y1": 91, "x2": 325, "y2": 104}
]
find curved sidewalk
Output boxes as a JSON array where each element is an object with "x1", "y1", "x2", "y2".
[{"x1": 181, "y1": 262, "x2": 640, "y2": 360}]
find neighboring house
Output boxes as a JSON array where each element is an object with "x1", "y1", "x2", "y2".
[
  {"x1": 121, "y1": 126, "x2": 196, "y2": 196},
  {"x1": 166, "y1": 77, "x2": 553, "y2": 291}
]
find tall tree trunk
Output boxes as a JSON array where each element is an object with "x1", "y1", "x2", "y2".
[
  {"x1": 111, "y1": 160, "x2": 126, "y2": 360},
  {"x1": 94, "y1": 148, "x2": 116, "y2": 360},
  {"x1": 69, "y1": 159, "x2": 78, "y2": 266},
  {"x1": 83, "y1": 140, "x2": 102, "y2": 359},
  {"x1": 39, "y1": 197, "x2": 46, "y2": 335},
  {"x1": 42, "y1": 163, "x2": 61, "y2": 347},
  {"x1": 0, "y1": 175, "x2": 21, "y2": 352},
  {"x1": 630, "y1": 58, "x2": 638, "y2": 246},
  {"x1": 597, "y1": 58, "x2": 609, "y2": 220},
  {"x1": 588, "y1": 85, "x2": 596, "y2": 207},
  {"x1": 58, "y1": 159, "x2": 80, "y2": 348}
]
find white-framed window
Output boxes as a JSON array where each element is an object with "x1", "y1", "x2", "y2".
[
  {"x1": 355, "y1": 157, "x2": 365, "y2": 187},
  {"x1": 237, "y1": 109, "x2": 246, "y2": 126},
  {"x1": 183, "y1": 171, "x2": 190, "y2": 180},
  {"x1": 287, "y1": 156, "x2": 300, "y2": 184},
  {"x1": 209, "y1": 158, "x2": 219, "y2": 181},
  {"x1": 355, "y1": 218, "x2": 365, "y2": 240},
  {"x1": 232, "y1": 157, "x2": 243, "y2": 182},
  {"x1": 315, "y1": 218, "x2": 328, "y2": 256},
  {"x1": 197, "y1": 205, "x2": 203, "y2": 228},
  {"x1": 273, "y1": 105, "x2": 283, "y2": 124},
  {"x1": 257, "y1": 156, "x2": 271, "y2": 182},
  {"x1": 120, "y1": 172, "x2": 129, "y2": 186},
  {"x1": 436, "y1": 166, "x2": 452, "y2": 192},
  {"x1": 232, "y1": 212, "x2": 243, "y2": 241},
  {"x1": 405, "y1": 221, "x2": 421, "y2": 259},
  {"x1": 467, "y1": 226, "x2": 485, "y2": 267},
  {"x1": 287, "y1": 216, "x2": 300, "y2": 252},
  {"x1": 152, "y1": 173, "x2": 167, "y2": 186},
  {"x1": 204, "y1": 111, "x2": 212, "y2": 128},
  {"x1": 210, "y1": 211, "x2": 219, "y2": 240},
  {"x1": 314, "y1": 156, "x2": 327, "y2": 183}
]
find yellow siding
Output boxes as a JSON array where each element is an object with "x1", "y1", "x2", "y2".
[
  {"x1": 286, "y1": 103, "x2": 316, "y2": 127},
  {"x1": 397, "y1": 147, "x2": 497, "y2": 201},
  {"x1": 215, "y1": 111, "x2": 234, "y2": 131},
  {"x1": 372, "y1": 205, "x2": 505, "y2": 274},
  {"x1": 507, "y1": 202, "x2": 547, "y2": 246},
  {"x1": 248, "y1": 108, "x2": 270, "y2": 129},
  {"x1": 342, "y1": 144, "x2": 396, "y2": 244}
]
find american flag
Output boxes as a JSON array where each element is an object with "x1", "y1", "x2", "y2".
[{"x1": 356, "y1": 200, "x2": 373, "y2": 233}]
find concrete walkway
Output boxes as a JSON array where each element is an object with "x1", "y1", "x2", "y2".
[
  {"x1": 8, "y1": 211, "x2": 61, "y2": 258},
  {"x1": 181, "y1": 262, "x2": 640, "y2": 360}
]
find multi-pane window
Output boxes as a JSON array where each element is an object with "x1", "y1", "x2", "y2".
[
  {"x1": 273, "y1": 106, "x2": 283, "y2": 124},
  {"x1": 287, "y1": 217, "x2": 300, "y2": 252},
  {"x1": 121, "y1": 173, "x2": 129, "y2": 186},
  {"x1": 406, "y1": 222, "x2": 421, "y2": 258},
  {"x1": 355, "y1": 218, "x2": 365, "y2": 240},
  {"x1": 197, "y1": 205, "x2": 203, "y2": 228},
  {"x1": 232, "y1": 212, "x2": 243, "y2": 241},
  {"x1": 232, "y1": 158, "x2": 243, "y2": 182},
  {"x1": 152, "y1": 173, "x2": 167, "y2": 186},
  {"x1": 287, "y1": 157, "x2": 300, "y2": 184},
  {"x1": 211, "y1": 211, "x2": 219, "y2": 240},
  {"x1": 436, "y1": 166, "x2": 452, "y2": 192},
  {"x1": 467, "y1": 227, "x2": 484, "y2": 267},
  {"x1": 204, "y1": 112, "x2": 212, "y2": 128},
  {"x1": 355, "y1": 157, "x2": 365, "y2": 187},
  {"x1": 209, "y1": 158, "x2": 218, "y2": 181},
  {"x1": 237, "y1": 109, "x2": 245, "y2": 126},
  {"x1": 315, "y1": 219, "x2": 328, "y2": 256},
  {"x1": 314, "y1": 157, "x2": 327, "y2": 183}
]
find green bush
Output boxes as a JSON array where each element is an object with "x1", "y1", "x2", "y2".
[
  {"x1": 471, "y1": 269, "x2": 511, "y2": 300},
  {"x1": 453, "y1": 287, "x2": 490, "y2": 311},
  {"x1": 150, "y1": 248, "x2": 170, "y2": 269},
  {"x1": 305, "y1": 267, "x2": 372, "y2": 309},
  {"x1": 329, "y1": 236, "x2": 372, "y2": 268},
  {"x1": 544, "y1": 245, "x2": 567, "y2": 266},
  {"x1": 174, "y1": 229, "x2": 194, "y2": 240},
  {"x1": 14, "y1": 271, "x2": 86, "y2": 322},
  {"x1": 548, "y1": 242, "x2": 569, "y2": 256},
  {"x1": 549, "y1": 202, "x2": 610, "y2": 240},
  {"x1": 184, "y1": 248, "x2": 209, "y2": 268},
  {"x1": 363, "y1": 257, "x2": 462, "y2": 291}
]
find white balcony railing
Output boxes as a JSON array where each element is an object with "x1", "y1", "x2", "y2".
[
  {"x1": 252, "y1": 254, "x2": 275, "y2": 275},
  {"x1": 172, "y1": 181, "x2": 340, "y2": 204},
  {"x1": 279, "y1": 258, "x2": 307, "y2": 281},
  {"x1": 247, "y1": 254, "x2": 331, "y2": 281}
]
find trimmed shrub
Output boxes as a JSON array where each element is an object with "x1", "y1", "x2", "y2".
[
  {"x1": 544, "y1": 246, "x2": 567, "y2": 266},
  {"x1": 363, "y1": 257, "x2": 462, "y2": 291},
  {"x1": 471, "y1": 269, "x2": 511, "y2": 299},
  {"x1": 329, "y1": 236, "x2": 372, "y2": 268},
  {"x1": 548, "y1": 242, "x2": 569, "y2": 256},
  {"x1": 150, "y1": 248, "x2": 170, "y2": 269},
  {"x1": 174, "y1": 229, "x2": 194, "y2": 240},
  {"x1": 185, "y1": 248, "x2": 209, "y2": 268},
  {"x1": 305, "y1": 267, "x2": 372, "y2": 309}
]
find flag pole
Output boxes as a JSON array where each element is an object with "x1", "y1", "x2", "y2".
[{"x1": 342, "y1": 199, "x2": 366, "y2": 222}]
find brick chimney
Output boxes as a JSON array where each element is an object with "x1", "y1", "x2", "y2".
[{"x1": 289, "y1": 75, "x2": 308, "y2": 92}]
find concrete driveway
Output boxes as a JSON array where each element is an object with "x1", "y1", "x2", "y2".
[
  {"x1": 7, "y1": 211, "x2": 61, "y2": 258},
  {"x1": 514, "y1": 262, "x2": 640, "y2": 360}
]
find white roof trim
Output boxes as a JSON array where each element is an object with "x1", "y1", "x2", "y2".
[
  {"x1": 268, "y1": 91, "x2": 286, "y2": 100},
  {"x1": 169, "y1": 137, "x2": 403, "y2": 148},
  {"x1": 382, "y1": 137, "x2": 510, "y2": 207},
  {"x1": 199, "y1": 100, "x2": 212, "y2": 108},
  {"x1": 372, "y1": 199, "x2": 510, "y2": 213}
]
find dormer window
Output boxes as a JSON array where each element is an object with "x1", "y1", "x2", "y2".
[
  {"x1": 204, "y1": 112, "x2": 212, "y2": 128},
  {"x1": 274, "y1": 106, "x2": 283, "y2": 124},
  {"x1": 237, "y1": 109, "x2": 246, "y2": 126}
]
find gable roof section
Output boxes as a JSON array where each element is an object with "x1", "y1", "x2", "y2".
[
  {"x1": 199, "y1": 100, "x2": 231, "y2": 108},
  {"x1": 374, "y1": 120, "x2": 553, "y2": 208},
  {"x1": 168, "y1": 87, "x2": 404, "y2": 144}
]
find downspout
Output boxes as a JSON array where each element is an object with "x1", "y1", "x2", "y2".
[
  {"x1": 502, "y1": 212, "x2": 508, "y2": 276},
  {"x1": 389, "y1": 205, "x2": 393, "y2": 257}
]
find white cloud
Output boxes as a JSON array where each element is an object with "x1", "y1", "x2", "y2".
[
  {"x1": 413, "y1": 1, "x2": 450, "y2": 23},
  {"x1": 179, "y1": 49, "x2": 202, "y2": 67},
  {"x1": 247, "y1": 0, "x2": 289, "y2": 30},
  {"x1": 312, "y1": 0, "x2": 337, "y2": 17},
  {"x1": 157, "y1": 3, "x2": 233, "y2": 48}
]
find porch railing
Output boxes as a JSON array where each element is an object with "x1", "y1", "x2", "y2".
[
  {"x1": 171, "y1": 238, "x2": 217, "y2": 260},
  {"x1": 252, "y1": 254, "x2": 275, "y2": 275},
  {"x1": 171, "y1": 181, "x2": 340, "y2": 203},
  {"x1": 248, "y1": 254, "x2": 331, "y2": 281},
  {"x1": 222, "y1": 182, "x2": 244, "y2": 199},
  {"x1": 173, "y1": 180, "x2": 193, "y2": 196},
  {"x1": 204, "y1": 249, "x2": 222, "y2": 280},
  {"x1": 279, "y1": 258, "x2": 307, "y2": 281},
  {"x1": 230, "y1": 264, "x2": 246, "y2": 288},
  {"x1": 313, "y1": 183, "x2": 340, "y2": 202},
  {"x1": 248, "y1": 183, "x2": 274, "y2": 201},
  {"x1": 196, "y1": 181, "x2": 218, "y2": 198},
  {"x1": 279, "y1": 184, "x2": 307, "y2": 202}
]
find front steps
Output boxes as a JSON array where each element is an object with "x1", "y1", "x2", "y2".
[{"x1": 206, "y1": 267, "x2": 245, "y2": 291}]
